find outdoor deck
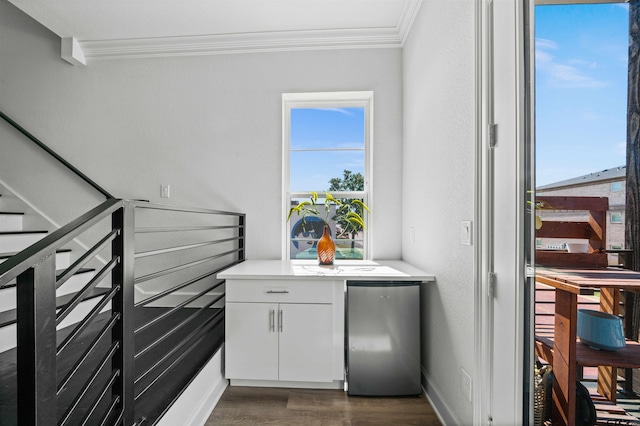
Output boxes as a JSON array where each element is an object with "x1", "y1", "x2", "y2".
[{"x1": 535, "y1": 281, "x2": 640, "y2": 424}]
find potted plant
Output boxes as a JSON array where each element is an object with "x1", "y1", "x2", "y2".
[{"x1": 287, "y1": 191, "x2": 370, "y2": 264}]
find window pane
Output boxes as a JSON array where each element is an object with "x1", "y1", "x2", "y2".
[
  {"x1": 611, "y1": 181, "x2": 623, "y2": 192},
  {"x1": 288, "y1": 197, "x2": 365, "y2": 260},
  {"x1": 290, "y1": 150, "x2": 364, "y2": 192},
  {"x1": 611, "y1": 212, "x2": 623, "y2": 223},
  {"x1": 291, "y1": 108, "x2": 364, "y2": 150}
]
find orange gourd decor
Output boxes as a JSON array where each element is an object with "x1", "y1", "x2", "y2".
[{"x1": 317, "y1": 225, "x2": 336, "y2": 265}]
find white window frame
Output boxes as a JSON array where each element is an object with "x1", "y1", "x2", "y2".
[{"x1": 282, "y1": 91, "x2": 373, "y2": 261}]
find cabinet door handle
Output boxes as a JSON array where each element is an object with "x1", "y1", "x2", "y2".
[
  {"x1": 267, "y1": 290, "x2": 289, "y2": 294},
  {"x1": 270, "y1": 309, "x2": 275, "y2": 332},
  {"x1": 279, "y1": 309, "x2": 283, "y2": 332}
]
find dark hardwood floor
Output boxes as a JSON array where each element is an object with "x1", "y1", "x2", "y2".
[{"x1": 206, "y1": 386, "x2": 442, "y2": 425}]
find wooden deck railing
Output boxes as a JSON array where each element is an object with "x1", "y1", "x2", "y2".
[{"x1": 535, "y1": 195, "x2": 609, "y2": 268}]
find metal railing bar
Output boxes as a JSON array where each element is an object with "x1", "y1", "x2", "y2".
[
  {"x1": 135, "y1": 237, "x2": 238, "y2": 259},
  {"x1": 0, "y1": 111, "x2": 114, "y2": 199},
  {"x1": 56, "y1": 229, "x2": 120, "y2": 290},
  {"x1": 56, "y1": 256, "x2": 120, "y2": 325},
  {"x1": 134, "y1": 309, "x2": 223, "y2": 388},
  {"x1": 57, "y1": 312, "x2": 120, "y2": 395},
  {"x1": 99, "y1": 400, "x2": 122, "y2": 426},
  {"x1": 57, "y1": 285, "x2": 120, "y2": 357},
  {"x1": 134, "y1": 225, "x2": 240, "y2": 234},
  {"x1": 133, "y1": 248, "x2": 240, "y2": 285},
  {"x1": 134, "y1": 295, "x2": 223, "y2": 361},
  {"x1": 80, "y1": 369, "x2": 120, "y2": 426},
  {"x1": 135, "y1": 273, "x2": 222, "y2": 309},
  {"x1": 59, "y1": 341, "x2": 120, "y2": 426},
  {"x1": 0, "y1": 199, "x2": 122, "y2": 287},
  {"x1": 132, "y1": 202, "x2": 246, "y2": 216},
  {"x1": 134, "y1": 313, "x2": 222, "y2": 402},
  {"x1": 134, "y1": 282, "x2": 223, "y2": 335},
  {"x1": 291, "y1": 237, "x2": 364, "y2": 242}
]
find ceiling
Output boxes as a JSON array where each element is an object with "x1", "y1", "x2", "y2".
[{"x1": 7, "y1": 0, "x2": 422, "y2": 64}]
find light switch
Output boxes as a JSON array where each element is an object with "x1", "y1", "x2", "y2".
[
  {"x1": 161, "y1": 184, "x2": 170, "y2": 198},
  {"x1": 461, "y1": 221, "x2": 472, "y2": 245}
]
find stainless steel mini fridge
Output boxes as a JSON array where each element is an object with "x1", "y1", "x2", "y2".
[{"x1": 346, "y1": 281, "x2": 421, "y2": 396}]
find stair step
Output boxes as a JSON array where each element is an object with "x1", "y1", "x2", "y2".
[
  {"x1": 0, "y1": 248, "x2": 72, "y2": 269},
  {"x1": 0, "y1": 267, "x2": 95, "y2": 310},
  {"x1": 0, "y1": 273, "x2": 104, "y2": 328},
  {"x1": 0, "y1": 212, "x2": 24, "y2": 232},
  {"x1": 0, "y1": 231, "x2": 47, "y2": 253}
]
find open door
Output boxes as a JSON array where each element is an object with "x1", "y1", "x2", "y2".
[{"x1": 476, "y1": 0, "x2": 535, "y2": 424}]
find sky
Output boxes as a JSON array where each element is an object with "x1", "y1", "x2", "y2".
[
  {"x1": 535, "y1": 3, "x2": 630, "y2": 186},
  {"x1": 289, "y1": 107, "x2": 365, "y2": 193}
]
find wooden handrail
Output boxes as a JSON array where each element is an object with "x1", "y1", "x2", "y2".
[{"x1": 0, "y1": 110, "x2": 114, "y2": 199}]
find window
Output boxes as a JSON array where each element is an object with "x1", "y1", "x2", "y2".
[
  {"x1": 610, "y1": 244, "x2": 623, "y2": 250},
  {"x1": 611, "y1": 181, "x2": 623, "y2": 192},
  {"x1": 282, "y1": 91, "x2": 372, "y2": 260},
  {"x1": 611, "y1": 212, "x2": 623, "y2": 224}
]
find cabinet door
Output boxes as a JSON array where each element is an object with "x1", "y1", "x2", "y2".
[
  {"x1": 225, "y1": 302, "x2": 279, "y2": 380},
  {"x1": 278, "y1": 303, "x2": 333, "y2": 382}
]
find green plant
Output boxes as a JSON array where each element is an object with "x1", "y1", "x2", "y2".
[
  {"x1": 287, "y1": 191, "x2": 371, "y2": 246},
  {"x1": 527, "y1": 198, "x2": 554, "y2": 230}
]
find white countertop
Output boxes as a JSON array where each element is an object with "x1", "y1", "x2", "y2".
[{"x1": 217, "y1": 259, "x2": 435, "y2": 282}]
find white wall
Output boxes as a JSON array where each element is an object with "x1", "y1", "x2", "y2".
[
  {"x1": 402, "y1": 1, "x2": 477, "y2": 424},
  {"x1": 0, "y1": 0, "x2": 403, "y2": 260}
]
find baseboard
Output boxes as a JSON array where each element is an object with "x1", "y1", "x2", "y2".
[
  {"x1": 422, "y1": 365, "x2": 460, "y2": 425},
  {"x1": 156, "y1": 345, "x2": 228, "y2": 426}
]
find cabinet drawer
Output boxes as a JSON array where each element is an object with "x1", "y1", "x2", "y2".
[{"x1": 226, "y1": 279, "x2": 334, "y2": 303}]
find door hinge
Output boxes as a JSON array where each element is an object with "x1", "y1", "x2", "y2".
[
  {"x1": 489, "y1": 123, "x2": 497, "y2": 148},
  {"x1": 488, "y1": 272, "x2": 497, "y2": 298},
  {"x1": 525, "y1": 265, "x2": 535, "y2": 278}
]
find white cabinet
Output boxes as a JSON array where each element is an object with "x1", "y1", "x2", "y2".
[
  {"x1": 224, "y1": 279, "x2": 342, "y2": 387},
  {"x1": 225, "y1": 302, "x2": 333, "y2": 382},
  {"x1": 225, "y1": 302, "x2": 279, "y2": 381}
]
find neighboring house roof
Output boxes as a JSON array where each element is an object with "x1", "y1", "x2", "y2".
[{"x1": 537, "y1": 165, "x2": 626, "y2": 191}]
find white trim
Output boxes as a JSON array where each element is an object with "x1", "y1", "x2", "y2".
[
  {"x1": 421, "y1": 366, "x2": 459, "y2": 426},
  {"x1": 398, "y1": 0, "x2": 424, "y2": 45},
  {"x1": 57, "y1": 0, "x2": 424, "y2": 63},
  {"x1": 61, "y1": 37, "x2": 86, "y2": 66},
  {"x1": 156, "y1": 346, "x2": 227, "y2": 426},
  {"x1": 282, "y1": 91, "x2": 374, "y2": 261},
  {"x1": 474, "y1": 1, "x2": 487, "y2": 425},
  {"x1": 79, "y1": 28, "x2": 402, "y2": 62}
]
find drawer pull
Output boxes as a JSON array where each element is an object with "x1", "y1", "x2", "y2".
[{"x1": 266, "y1": 290, "x2": 290, "y2": 294}]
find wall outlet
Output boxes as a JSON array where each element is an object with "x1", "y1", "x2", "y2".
[
  {"x1": 461, "y1": 368, "x2": 472, "y2": 402},
  {"x1": 161, "y1": 184, "x2": 170, "y2": 198}
]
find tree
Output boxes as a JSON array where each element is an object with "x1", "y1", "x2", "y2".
[
  {"x1": 327, "y1": 170, "x2": 369, "y2": 251},
  {"x1": 625, "y1": 0, "x2": 640, "y2": 342}
]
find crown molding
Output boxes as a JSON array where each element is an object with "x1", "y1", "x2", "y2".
[
  {"x1": 78, "y1": 27, "x2": 403, "y2": 62},
  {"x1": 61, "y1": 0, "x2": 424, "y2": 64},
  {"x1": 397, "y1": 0, "x2": 423, "y2": 45}
]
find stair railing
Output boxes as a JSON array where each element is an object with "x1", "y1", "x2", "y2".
[
  {"x1": 0, "y1": 198, "x2": 245, "y2": 425},
  {"x1": 0, "y1": 110, "x2": 114, "y2": 199}
]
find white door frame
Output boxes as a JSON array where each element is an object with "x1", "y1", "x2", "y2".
[{"x1": 474, "y1": 0, "x2": 533, "y2": 424}]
